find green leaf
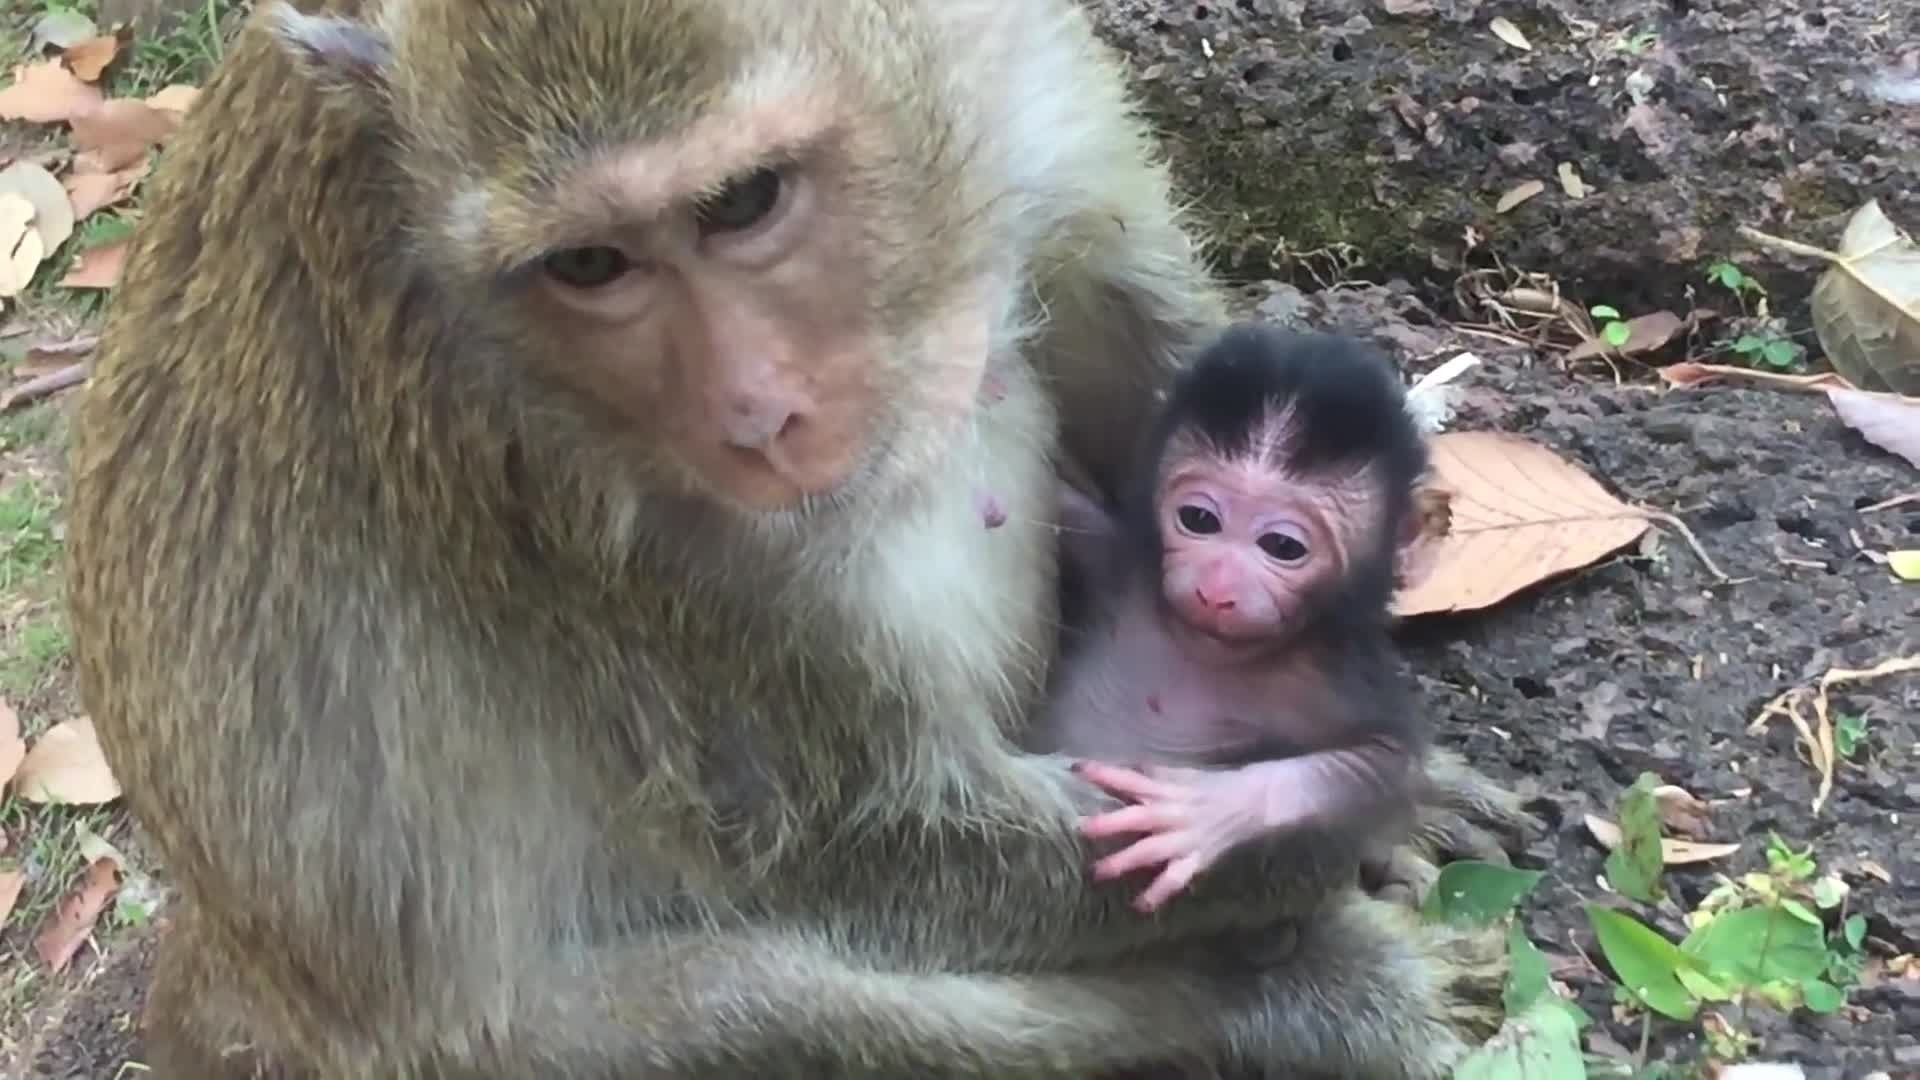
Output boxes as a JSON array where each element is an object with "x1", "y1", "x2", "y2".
[
  {"x1": 1781, "y1": 898, "x2": 1822, "y2": 926},
  {"x1": 1602, "y1": 322, "x2": 1632, "y2": 347},
  {"x1": 1802, "y1": 979, "x2": 1846, "y2": 1014},
  {"x1": 1505, "y1": 920, "x2": 1551, "y2": 1014},
  {"x1": 1732, "y1": 334, "x2": 1764, "y2": 353},
  {"x1": 1585, "y1": 905, "x2": 1698, "y2": 1021},
  {"x1": 1590, "y1": 304, "x2": 1622, "y2": 320},
  {"x1": 1674, "y1": 965, "x2": 1734, "y2": 1002},
  {"x1": 1844, "y1": 914, "x2": 1868, "y2": 949},
  {"x1": 1422, "y1": 861, "x2": 1546, "y2": 927},
  {"x1": 1453, "y1": 997, "x2": 1589, "y2": 1080},
  {"x1": 1834, "y1": 712, "x2": 1868, "y2": 759},
  {"x1": 1605, "y1": 773, "x2": 1664, "y2": 903},
  {"x1": 1762, "y1": 339, "x2": 1799, "y2": 367},
  {"x1": 1683, "y1": 905, "x2": 1829, "y2": 984},
  {"x1": 1707, "y1": 261, "x2": 1744, "y2": 290}
]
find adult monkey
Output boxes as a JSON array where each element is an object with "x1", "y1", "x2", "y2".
[{"x1": 66, "y1": 0, "x2": 1526, "y2": 1075}]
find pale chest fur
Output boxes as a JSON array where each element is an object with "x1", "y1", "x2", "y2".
[{"x1": 831, "y1": 355, "x2": 1061, "y2": 731}]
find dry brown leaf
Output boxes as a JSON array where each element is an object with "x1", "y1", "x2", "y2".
[
  {"x1": 62, "y1": 36, "x2": 120, "y2": 83},
  {"x1": 17, "y1": 334, "x2": 97, "y2": 377},
  {"x1": 0, "y1": 195, "x2": 43, "y2": 299},
  {"x1": 1584, "y1": 815, "x2": 1741, "y2": 865},
  {"x1": 1659, "y1": 362, "x2": 1855, "y2": 392},
  {"x1": 1825, "y1": 387, "x2": 1920, "y2": 469},
  {"x1": 59, "y1": 239, "x2": 128, "y2": 290},
  {"x1": 1652, "y1": 784, "x2": 1713, "y2": 838},
  {"x1": 1489, "y1": 16, "x2": 1532, "y2": 51},
  {"x1": 1556, "y1": 162, "x2": 1588, "y2": 199},
  {"x1": 145, "y1": 84, "x2": 200, "y2": 116},
  {"x1": 1750, "y1": 655, "x2": 1920, "y2": 814},
  {"x1": 1495, "y1": 180, "x2": 1544, "y2": 214},
  {"x1": 0, "y1": 61, "x2": 105, "y2": 124},
  {"x1": 0, "y1": 869, "x2": 24, "y2": 930},
  {"x1": 63, "y1": 161, "x2": 145, "y2": 219},
  {"x1": 1392, "y1": 432, "x2": 1651, "y2": 616},
  {"x1": 1810, "y1": 201, "x2": 1920, "y2": 395},
  {"x1": 1567, "y1": 310, "x2": 1685, "y2": 362},
  {"x1": 0, "y1": 160, "x2": 77, "y2": 252},
  {"x1": 34, "y1": 856, "x2": 120, "y2": 972},
  {"x1": 13, "y1": 717, "x2": 122, "y2": 805},
  {"x1": 69, "y1": 99, "x2": 178, "y2": 173},
  {"x1": 0, "y1": 699, "x2": 22, "y2": 789}
]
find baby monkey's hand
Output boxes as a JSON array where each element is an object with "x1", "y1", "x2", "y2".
[{"x1": 1074, "y1": 761, "x2": 1273, "y2": 913}]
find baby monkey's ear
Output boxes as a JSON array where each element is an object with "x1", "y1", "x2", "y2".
[{"x1": 1393, "y1": 474, "x2": 1453, "y2": 593}]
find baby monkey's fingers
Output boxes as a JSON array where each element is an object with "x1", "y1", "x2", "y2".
[
  {"x1": 1073, "y1": 761, "x2": 1187, "y2": 804},
  {"x1": 1092, "y1": 831, "x2": 1194, "y2": 882},
  {"x1": 1133, "y1": 854, "x2": 1206, "y2": 912},
  {"x1": 1079, "y1": 803, "x2": 1181, "y2": 840}
]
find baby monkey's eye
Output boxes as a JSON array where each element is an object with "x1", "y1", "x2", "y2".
[
  {"x1": 1176, "y1": 505, "x2": 1221, "y2": 535},
  {"x1": 543, "y1": 246, "x2": 631, "y2": 289},
  {"x1": 1257, "y1": 531, "x2": 1309, "y2": 563},
  {"x1": 696, "y1": 167, "x2": 784, "y2": 233}
]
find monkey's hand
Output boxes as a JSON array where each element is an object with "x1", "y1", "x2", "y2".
[
  {"x1": 1370, "y1": 747, "x2": 1542, "y2": 907},
  {"x1": 1074, "y1": 761, "x2": 1280, "y2": 913}
]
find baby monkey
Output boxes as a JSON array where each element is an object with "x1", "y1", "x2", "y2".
[{"x1": 1043, "y1": 324, "x2": 1438, "y2": 912}]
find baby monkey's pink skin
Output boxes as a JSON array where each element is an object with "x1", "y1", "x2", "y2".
[{"x1": 1043, "y1": 440, "x2": 1428, "y2": 913}]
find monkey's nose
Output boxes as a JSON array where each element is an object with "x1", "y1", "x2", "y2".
[
  {"x1": 1194, "y1": 587, "x2": 1236, "y2": 611},
  {"x1": 720, "y1": 397, "x2": 804, "y2": 451}
]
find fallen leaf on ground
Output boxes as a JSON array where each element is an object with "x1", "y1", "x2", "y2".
[
  {"x1": 0, "y1": 869, "x2": 23, "y2": 929},
  {"x1": 1495, "y1": 179, "x2": 1544, "y2": 214},
  {"x1": 145, "y1": 84, "x2": 200, "y2": 115},
  {"x1": 34, "y1": 855, "x2": 120, "y2": 972},
  {"x1": 1652, "y1": 784, "x2": 1713, "y2": 838},
  {"x1": 1391, "y1": 432, "x2": 1652, "y2": 616},
  {"x1": 30, "y1": 10, "x2": 98, "y2": 51},
  {"x1": 0, "y1": 699, "x2": 22, "y2": 788},
  {"x1": 17, "y1": 334, "x2": 97, "y2": 376},
  {"x1": 1750, "y1": 655, "x2": 1920, "y2": 813},
  {"x1": 0, "y1": 61, "x2": 105, "y2": 124},
  {"x1": 1489, "y1": 16, "x2": 1533, "y2": 51},
  {"x1": 70, "y1": 99, "x2": 178, "y2": 173},
  {"x1": 0, "y1": 160, "x2": 77, "y2": 252},
  {"x1": 1568, "y1": 309, "x2": 1686, "y2": 362},
  {"x1": 1810, "y1": 201, "x2": 1920, "y2": 395},
  {"x1": 1825, "y1": 387, "x2": 1920, "y2": 469},
  {"x1": 0, "y1": 360, "x2": 88, "y2": 411},
  {"x1": 0, "y1": 195, "x2": 45, "y2": 299},
  {"x1": 1584, "y1": 814, "x2": 1742, "y2": 865},
  {"x1": 1889, "y1": 551, "x2": 1920, "y2": 581},
  {"x1": 60, "y1": 239, "x2": 128, "y2": 290},
  {"x1": 63, "y1": 164, "x2": 144, "y2": 218},
  {"x1": 1556, "y1": 161, "x2": 1588, "y2": 199},
  {"x1": 1659, "y1": 362, "x2": 1855, "y2": 392},
  {"x1": 13, "y1": 717, "x2": 122, "y2": 805},
  {"x1": 62, "y1": 36, "x2": 119, "y2": 83}
]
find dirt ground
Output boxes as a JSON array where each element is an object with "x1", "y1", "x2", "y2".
[{"x1": 13, "y1": 283, "x2": 1916, "y2": 1078}]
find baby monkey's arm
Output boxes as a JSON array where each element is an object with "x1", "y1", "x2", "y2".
[{"x1": 1076, "y1": 733, "x2": 1414, "y2": 912}]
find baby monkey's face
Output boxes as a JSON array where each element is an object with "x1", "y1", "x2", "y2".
[{"x1": 1154, "y1": 456, "x2": 1351, "y2": 643}]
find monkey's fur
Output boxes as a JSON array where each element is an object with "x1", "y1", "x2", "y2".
[{"x1": 66, "y1": 1, "x2": 1526, "y2": 1075}]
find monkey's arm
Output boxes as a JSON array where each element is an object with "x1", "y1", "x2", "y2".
[{"x1": 1054, "y1": 475, "x2": 1121, "y2": 588}]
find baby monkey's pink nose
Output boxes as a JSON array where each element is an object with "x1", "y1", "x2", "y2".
[{"x1": 1194, "y1": 586, "x2": 1236, "y2": 611}]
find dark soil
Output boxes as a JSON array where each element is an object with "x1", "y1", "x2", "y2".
[
  {"x1": 19, "y1": 287, "x2": 1919, "y2": 1077},
  {"x1": 1091, "y1": 0, "x2": 1920, "y2": 326}
]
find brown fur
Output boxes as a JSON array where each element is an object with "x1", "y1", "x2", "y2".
[{"x1": 66, "y1": 1, "x2": 1526, "y2": 1076}]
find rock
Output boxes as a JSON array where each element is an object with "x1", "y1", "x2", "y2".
[{"x1": 1090, "y1": 0, "x2": 1920, "y2": 328}]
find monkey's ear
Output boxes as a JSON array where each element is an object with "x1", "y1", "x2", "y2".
[
  {"x1": 1393, "y1": 478, "x2": 1452, "y2": 592},
  {"x1": 266, "y1": 4, "x2": 393, "y2": 96}
]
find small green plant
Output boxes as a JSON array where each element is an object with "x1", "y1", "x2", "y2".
[
  {"x1": 1590, "y1": 304, "x2": 1632, "y2": 348},
  {"x1": 1729, "y1": 330, "x2": 1804, "y2": 370},
  {"x1": 1834, "y1": 712, "x2": 1870, "y2": 759},
  {"x1": 1706, "y1": 260, "x2": 1767, "y2": 299},
  {"x1": 1615, "y1": 29, "x2": 1659, "y2": 55},
  {"x1": 1605, "y1": 772, "x2": 1665, "y2": 903}
]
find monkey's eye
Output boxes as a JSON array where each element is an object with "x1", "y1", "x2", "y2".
[
  {"x1": 543, "y1": 246, "x2": 631, "y2": 289},
  {"x1": 1176, "y1": 505, "x2": 1221, "y2": 535},
  {"x1": 1257, "y1": 531, "x2": 1310, "y2": 563},
  {"x1": 696, "y1": 167, "x2": 784, "y2": 233}
]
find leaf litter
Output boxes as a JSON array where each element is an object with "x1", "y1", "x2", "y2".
[{"x1": 1748, "y1": 655, "x2": 1920, "y2": 814}]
